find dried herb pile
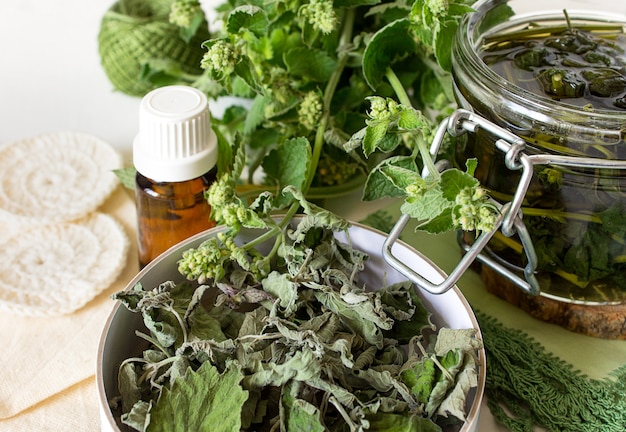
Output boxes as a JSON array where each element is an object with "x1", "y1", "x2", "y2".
[{"x1": 111, "y1": 212, "x2": 481, "y2": 432}]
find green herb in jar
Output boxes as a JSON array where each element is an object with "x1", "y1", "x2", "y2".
[{"x1": 481, "y1": 13, "x2": 626, "y2": 110}]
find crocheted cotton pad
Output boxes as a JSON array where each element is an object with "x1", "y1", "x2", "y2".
[
  {"x1": 0, "y1": 131, "x2": 122, "y2": 225},
  {"x1": 0, "y1": 212, "x2": 129, "y2": 316}
]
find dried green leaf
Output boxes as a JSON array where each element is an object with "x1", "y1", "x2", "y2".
[{"x1": 147, "y1": 362, "x2": 247, "y2": 432}]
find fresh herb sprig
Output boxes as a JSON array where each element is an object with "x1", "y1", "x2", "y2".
[{"x1": 152, "y1": 0, "x2": 497, "y2": 222}]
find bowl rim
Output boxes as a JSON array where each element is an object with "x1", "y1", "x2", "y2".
[{"x1": 96, "y1": 218, "x2": 486, "y2": 431}]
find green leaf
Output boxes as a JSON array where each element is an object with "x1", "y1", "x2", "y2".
[
  {"x1": 363, "y1": 122, "x2": 389, "y2": 157},
  {"x1": 314, "y1": 290, "x2": 392, "y2": 349},
  {"x1": 234, "y1": 56, "x2": 263, "y2": 93},
  {"x1": 284, "y1": 47, "x2": 338, "y2": 82},
  {"x1": 147, "y1": 362, "x2": 247, "y2": 432},
  {"x1": 400, "y1": 358, "x2": 437, "y2": 404},
  {"x1": 118, "y1": 363, "x2": 143, "y2": 413},
  {"x1": 439, "y1": 168, "x2": 479, "y2": 201},
  {"x1": 122, "y1": 401, "x2": 151, "y2": 432},
  {"x1": 281, "y1": 381, "x2": 326, "y2": 432},
  {"x1": 363, "y1": 19, "x2": 417, "y2": 90},
  {"x1": 380, "y1": 282, "x2": 434, "y2": 344},
  {"x1": 363, "y1": 156, "x2": 418, "y2": 201},
  {"x1": 447, "y1": 2, "x2": 476, "y2": 17},
  {"x1": 214, "y1": 125, "x2": 232, "y2": 176},
  {"x1": 364, "y1": 411, "x2": 442, "y2": 432},
  {"x1": 262, "y1": 271, "x2": 299, "y2": 314},
  {"x1": 262, "y1": 137, "x2": 311, "y2": 206},
  {"x1": 334, "y1": 0, "x2": 381, "y2": 7},
  {"x1": 359, "y1": 209, "x2": 396, "y2": 234},
  {"x1": 464, "y1": 158, "x2": 478, "y2": 176},
  {"x1": 401, "y1": 187, "x2": 452, "y2": 222},
  {"x1": 244, "y1": 95, "x2": 269, "y2": 134},
  {"x1": 113, "y1": 167, "x2": 136, "y2": 190},
  {"x1": 139, "y1": 59, "x2": 188, "y2": 88},
  {"x1": 226, "y1": 5, "x2": 269, "y2": 38},
  {"x1": 415, "y1": 207, "x2": 455, "y2": 234},
  {"x1": 433, "y1": 19, "x2": 459, "y2": 72},
  {"x1": 246, "y1": 349, "x2": 322, "y2": 388},
  {"x1": 397, "y1": 107, "x2": 428, "y2": 130},
  {"x1": 188, "y1": 306, "x2": 228, "y2": 342},
  {"x1": 434, "y1": 328, "x2": 482, "y2": 356},
  {"x1": 436, "y1": 354, "x2": 478, "y2": 421},
  {"x1": 380, "y1": 165, "x2": 424, "y2": 191},
  {"x1": 425, "y1": 350, "x2": 463, "y2": 417}
]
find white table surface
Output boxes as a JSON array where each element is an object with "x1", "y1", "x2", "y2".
[{"x1": 0, "y1": 1, "x2": 624, "y2": 431}]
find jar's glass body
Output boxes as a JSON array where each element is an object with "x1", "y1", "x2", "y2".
[{"x1": 452, "y1": 0, "x2": 626, "y2": 304}]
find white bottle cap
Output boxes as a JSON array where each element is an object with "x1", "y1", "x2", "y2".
[{"x1": 133, "y1": 85, "x2": 218, "y2": 182}]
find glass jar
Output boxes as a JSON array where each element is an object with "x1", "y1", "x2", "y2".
[{"x1": 450, "y1": 0, "x2": 626, "y2": 328}]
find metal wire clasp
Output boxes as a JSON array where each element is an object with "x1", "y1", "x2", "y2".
[{"x1": 383, "y1": 109, "x2": 541, "y2": 296}]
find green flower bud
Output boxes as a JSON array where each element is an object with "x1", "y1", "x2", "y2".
[
  {"x1": 201, "y1": 40, "x2": 240, "y2": 77},
  {"x1": 169, "y1": 0, "x2": 202, "y2": 28},
  {"x1": 298, "y1": 91, "x2": 323, "y2": 131},
  {"x1": 300, "y1": 0, "x2": 337, "y2": 34}
]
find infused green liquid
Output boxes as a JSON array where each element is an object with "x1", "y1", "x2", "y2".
[
  {"x1": 455, "y1": 19, "x2": 626, "y2": 303},
  {"x1": 482, "y1": 24, "x2": 626, "y2": 111}
]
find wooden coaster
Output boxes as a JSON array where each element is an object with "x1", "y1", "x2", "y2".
[{"x1": 480, "y1": 264, "x2": 626, "y2": 340}]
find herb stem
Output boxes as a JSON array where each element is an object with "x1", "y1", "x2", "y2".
[
  {"x1": 385, "y1": 67, "x2": 411, "y2": 107},
  {"x1": 385, "y1": 67, "x2": 440, "y2": 179},
  {"x1": 483, "y1": 23, "x2": 624, "y2": 46},
  {"x1": 521, "y1": 207, "x2": 602, "y2": 224},
  {"x1": 243, "y1": 225, "x2": 282, "y2": 251},
  {"x1": 492, "y1": 231, "x2": 590, "y2": 288},
  {"x1": 303, "y1": 8, "x2": 356, "y2": 193},
  {"x1": 166, "y1": 305, "x2": 188, "y2": 345}
]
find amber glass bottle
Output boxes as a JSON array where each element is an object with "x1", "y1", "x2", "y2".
[{"x1": 133, "y1": 85, "x2": 218, "y2": 268}]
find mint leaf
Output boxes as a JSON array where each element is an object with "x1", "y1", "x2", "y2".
[
  {"x1": 284, "y1": 47, "x2": 338, "y2": 82},
  {"x1": 262, "y1": 271, "x2": 299, "y2": 314},
  {"x1": 364, "y1": 411, "x2": 442, "y2": 432},
  {"x1": 380, "y1": 282, "x2": 435, "y2": 344},
  {"x1": 244, "y1": 95, "x2": 269, "y2": 134},
  {"x1": 187, "y1": 305, "x2": 228, "y2": 342},
  {"x1": 359, "y1": 209, "x2": 396, "y2": 234},
  {"x1": 246, "y1": 349, "x2": 322, "y2": 388},
  {"x1": 281, "y1": 381, "x2": 326, "y2": 432},
  {"x1": 380, "y1": 164, "x2": 425, "y2": 191},
  {"x1": 434, "y1": 328, "x2": 482, "y2": 356},
  {"x1": 363, "y1": 121, "x2": 389, "y2": 157},
  {"x1": 234, "y1": 56, "x2": 264, "y2": 93},
  {"x1": 416, "y1": 207, "x2": 455, "y2": 234},
  {"x1": 122, "y1": 401, "x2": 150, "y2": 432},
  {"x1": 425, "y1": 350, "x2": 463, "y2": 417},
  {"x1": 262, "y1": 138, "x2": 311, "y2": 206},
  {"x1": 439, "y1": 168, "x2": 479, "y2": 201},
  {"x1": 113, "y1": 167, "x2": 136, "y2": 190},
  {"x1": 364, "y1": 156, "x2": 418, "y2": 201},
  {"x1": 147, "y1": 362, "x2": 247, "y2": 432},
  {"x1": 363, "y1": 19, "x2": 417, "y2": 90},
  {"x1": 314, "y1": 290, "x2": 393, "y2": 349},
  {"x1": 436, "y1": 355, "x2": 478, "y2": 421},
  {"x1": 401, "y1": 186, "x2": 451, "y2": 221},
  {"x1": 400, "y1": 358, "x2": 437, "y2": 404},
  {"x1": 433, "y1": 19, "x2": 459, "y2": 72},
  {"x1": 226, "y1": 5, "x2": 269, "y2": 37}
]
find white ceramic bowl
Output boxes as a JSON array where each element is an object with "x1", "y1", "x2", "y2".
[{"x1": 97, "y1": 220, "x2": 485, "y2": 431}]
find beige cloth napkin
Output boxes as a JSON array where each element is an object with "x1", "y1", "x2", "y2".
[
  {"x1": 0, "y1": 187, "x2": 138, "y2": 422},
  {"x1": 0, "y1": 378, "x2": 100, "y2": 432}
]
